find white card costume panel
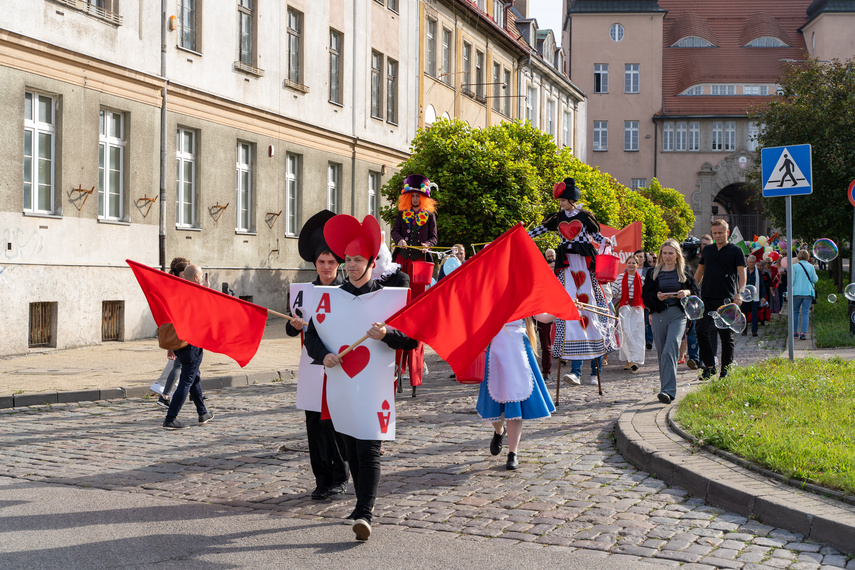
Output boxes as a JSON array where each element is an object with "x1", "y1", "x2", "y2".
[
  {"x1": 290, "y1": 283, "x2": 323, "y2": 412},
  {"x1": 313, "y1": 286, "x2": 408, "y2": 440}
]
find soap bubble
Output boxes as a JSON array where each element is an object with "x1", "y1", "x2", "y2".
[
  {"x1": 783, "y1": 292, "x2": 788, "y2": 299},
  {"x1": 714, "y1": 303, "x2": 746, "y2": 333},
  {"x1": 757, "y1": 340, "x2": 766, "y2": 349},
  {"x1": 680, "y1": 296, "x2": 705, "y2": 320},
  {"x1": 619, "y1": 305, "x2": 631, "y2": 318},
  {"x1": 828, "y1": 294, "x2": 837, "y2": 304},
  {"x1": 844, "y1": 283, "x2": 855, "y2": 302},
  {"x1": 812, "y1": 239, "x2": 839, "y2": 263},
  {"x1": 740, "y1": 285, "x2": 758, "y2": 302}
]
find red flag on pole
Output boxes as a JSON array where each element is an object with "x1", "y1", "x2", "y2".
[
  {"x1": 127, "y1": 260, "x2": 268, "y2": 367},
  {"x1": 385, "y1": 224, "x2": 580, "y2": 378},
  {"x1": 598, "y1": 221, "x2": 643, "y2": 273}
]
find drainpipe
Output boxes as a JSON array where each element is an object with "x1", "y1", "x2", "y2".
[
  {"x1": 158, "y1": 0, "x2": 168, "y2": 270},
  {"x1": 653, "y1": 117, "x2": 658, "y2": 179},
  {"x1": 350, "y1": 0, "x2": 358, "y2": 215}
]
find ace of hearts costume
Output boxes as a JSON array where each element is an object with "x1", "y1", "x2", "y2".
[{"x1": 528, "y1": 178, "x2": 616, "y2": 360}]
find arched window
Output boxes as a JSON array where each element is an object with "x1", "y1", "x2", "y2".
[
  {"x1": 424, "y1": 104, "x2": 436, "y2": 125},
  {"x1": 745, "y1": 36, "x2": 788, "y2": 48},
  {"x1": 609, "y1": 23, "x2": 624, "y2": 42},
  {"x1": 671, "y1": 36, "x2": 714, "y2": 48}
]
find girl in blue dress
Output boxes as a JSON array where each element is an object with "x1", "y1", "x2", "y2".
[{"x1": 476, "y1": 317, "x2": 556, "y2": 470}]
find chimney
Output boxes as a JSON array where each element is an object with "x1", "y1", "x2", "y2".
[{"x1": 514, "y1": 0, "x2": 529, "y2": 18}]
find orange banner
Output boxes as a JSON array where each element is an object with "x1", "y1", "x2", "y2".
[{"x1": 597, "y1": 221, "x2": 643, "y2": 273}]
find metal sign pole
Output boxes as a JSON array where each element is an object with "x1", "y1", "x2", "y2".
[{"x1": 786, "y1": 195, "x2": 794, "y2": 360}]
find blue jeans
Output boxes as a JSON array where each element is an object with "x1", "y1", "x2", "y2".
[
  {"x1": 570, "y1": 356, "x2": 603, "y2": 377},
  {"x1": 792, "y1": 295, "x2": 812, "y2": 335},
  {"x1": 745, "y1": 300, "x2": 760, "y2": 333},
  {"x1": 651, "y1": 306, "x2": 687, "y2": 399},
  {"x1": 165, "y1": 345, "x2": 208, "y2": 421},
  {"x1": 644, "y1": 308, "x2": 653, "y2": 345},
  {"x1": 686, "y1": 321, "x2": 699, "y2": 363}
]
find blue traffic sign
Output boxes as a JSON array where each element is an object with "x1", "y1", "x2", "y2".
[{"x1": 761, "y1": 144, "x2": 812, "y2": 197}]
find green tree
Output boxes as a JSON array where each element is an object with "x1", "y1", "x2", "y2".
[
  {"x1": 750, "y1": 57, "x2": 855, "y2": 288},
  {"x1": 639, "y1": 178, "x2": 695, "y2": 243}
]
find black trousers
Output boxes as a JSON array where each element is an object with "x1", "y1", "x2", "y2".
[
  {"x1": 341, "y1": 435, "x2": 382, "y2": 523},
  {"x1": 697, "y1": 297, "x2": 735, "y2": 372},
  {"x1": 305, "y1": 410, "x2": 349, "y2": 491},
  {"x1": 536, "y1": 321, "x2": 554, "y2": 374}
]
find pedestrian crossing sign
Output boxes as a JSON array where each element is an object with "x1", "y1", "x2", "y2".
[{"x1": 761, "y1": 144, "x2": 812, "y2": 197}]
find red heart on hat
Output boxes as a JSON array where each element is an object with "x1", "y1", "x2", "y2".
[
  {"x1": 338, "y1": 345, "x2": 370, "y2": 378},
  {"x1": 558, "y1": 220, "x2": 583, "y2": 242},
  {"x1": 324, "y1": 215, "x2": 382, "y2": 260}
]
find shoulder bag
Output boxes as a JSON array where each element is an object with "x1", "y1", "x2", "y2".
[
  {"x1": 157, "y1": 323, "x2": 189, "y2": 350},
  {"x1": 797, "y1": 262, "x2": 817, "y2": 304}
]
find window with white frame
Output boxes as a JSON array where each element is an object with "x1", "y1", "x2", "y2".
[
  {"x1": 745, "y1": 36, "x2": 788, "y2": 48},
  {"x1": 98, "y1": 109, "x2": 125, "y2": 220},
  {"x1": 688, "y1": 121, "x2": 700, "y2": 151},
  {"x1": 23, "y1": 92, "x2": 55, "y2": 214},
  {"x1": 285, "y1": 154, "x2": 300, "y2": 236},
  {"x1": 610, "y1": 23, "x2": 624, "y2": 42},
  {"x1": 594, "y1": 63, "x2": 608, "y2": 93},
  {"x1": 631, "y1": 178, "x2": 647, "y2": 190},
  {"x1": 526, "y1": 85, "x2": 538, "y2": 127},
  {"x1": 711, "y1": 121, "x2": 723, "y2": 151},
  {"x1": 676, "y1": 121, "x2": 687, "y2": 151},
  {"x1": 327, "y1": 163, "x2": 340, "y2": 213},
  {"x1": 175, "y1": 128, "x2": 196, "y2": 227},
  {"x1": 743, "y1": 85, "x2": 769, "y2": 95},
  {"x1": 493, "y1": 1, "x2": 505, "y2": 26},
  {"x1": 625, "y1": 64, "x2": 639, "y2": 93},
  {"x1": 386, "y1": 58, "x2": 398, "y2": 124},
  {"x1": 503, "y1": 69, "x2": 511, "y2": 116},
  {"x1": 547, "y1": 99, "x2": 556, "y2": 138},
  {"x1": 475, "y1": 0, "x2": 485, "y2": 10},
  {"x1": 563, "y1": 110, "x2": 571, "y2": 147},
  {"x1": 426, "y1": 18, "x2": 437, "y2": 77},
  {"x1": 329, "y1": 29, "x2": 343, "y2": 104},
  {"x1": 624, "y1": 121, "x2": 639, "y2": 151},
  {"x1": 710, "y1": 85, "x2": 735, "y2": 95},
  {"x1": 593, "y1": 120, "x2": 608, "y2": 151},
  {"x1": 684, "y1": 85, "x2": 703, "y2": 95},
  {"x1": 462, "y1": 42, "x2": 472, "y2": 94},
  {"x1": 663, "y1": 122, "x2": 674, "y2": 151},
  {"x1": 368, "y1": 171, "x2": 380, "y2": 219},
  {"x1": 441, "y1": 28, "x2": 452, "y2": 83},
  {"x1": 747, "y1": 121, "x2": 760, "y2": 151},
  {"x1": 724, "y1": 121, "x2": 736, "y2": 151},
  {"x1": 179, "y1": 0, "x2": 198, "y2": 51},
  {"x1": 236, "y1": 142, "x2": 253, "y2": 231},
  {"x1": 287, "y1": 8, "x2": 302, "y2": 84},
  {"x1": 672, "y1": 36, "x2": 714, "y2": 48},
  {"x1": 371, "y1": 51, "x2": 382, "y2": 119},
  {"x1": 475, "y1": 50, "x2": 484, "y2": 98},
  {"x1": 238, "y1": 0, "x2": 254, "y2": 66},
  {"x1": 492, "y1": 63, "x2": 501, "y2": 111},
  {"x1": 388, "y1": 0, "x2": 398, "y2": 12}
]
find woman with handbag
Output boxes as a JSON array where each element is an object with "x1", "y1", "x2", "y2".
[{"x1": 791, "y1": 249, "x2": 818, "y2": 340}]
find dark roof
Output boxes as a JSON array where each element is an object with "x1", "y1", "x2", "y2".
[
  {"x1": 807, "y1": 0, "x2": 855, "y2": 19},
  {"x1": 568, "y1": 0, "x2": 664, "y2": 13}
]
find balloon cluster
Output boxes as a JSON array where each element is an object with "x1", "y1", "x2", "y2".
[{"x1": 743, "y1": 232, "x2": 783, "y2": 265}]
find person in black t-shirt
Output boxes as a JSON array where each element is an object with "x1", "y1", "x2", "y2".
[{"x1": 694, "y1": 219, "x2": 746, "y2": 379}]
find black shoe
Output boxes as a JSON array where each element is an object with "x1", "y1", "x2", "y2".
[
  {"x1": 701, "y1": 367, "x2": 717, "y2": 380},
  {"x1": 198, "y1": 412, "x2": 214, "y2": 424},
  {"x1": 646, "y1": 342, "x2": 653, "y2": 350},
  {"x1": 752, "y1": 331, "x2": 758, "y2": 337},
  {"x1": 742, "y1": 330, "x2": 747, "y2": 336},
  {"x1": 506, "y1": 452, "x2": 518, "y2": 470},
  {"x1": 344, "y1": 509, "x2": 358, "y2": 522},
  {"x1": 352, "y1": 518, "x2": 372, "y2": 541},
  {"x1": 657, "y1": 392, "x2": 673, "y2": 405},
  {"x1": 719, "y1": 366, "x2": 729, "y2": 379},
  {"x1": 156, "y1": 396, "x2": 170, "y2": 408},
  {"x1": 490, "y1": 427, "x2": 506, "y2": 456},
  {"x1": 327, "y1": 482, "x2": 347, "y2": 498},
  {"x1": 311, "y1": 487, "x2": 329, "y2": 500},
  {"x1": 163, "y1": 419, "x2": 188, "y2": 430}
]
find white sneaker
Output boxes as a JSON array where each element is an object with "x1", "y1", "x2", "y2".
[
  {"x1": 562, "y1": 373, "x2": 581, "y2": 385},
  {"x1": 590, "y1": 375, "x2": 598, "y2": 385}
]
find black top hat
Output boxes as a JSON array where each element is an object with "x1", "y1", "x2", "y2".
[
  {"x1": 298, "y1": 210, "x2": 339, "y2": 263},
  {"x1": 552, "y1": 177, "x2": 581, "y2": 202}
]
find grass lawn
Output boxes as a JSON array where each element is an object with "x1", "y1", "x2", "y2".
[
  {"x1": 674, "y1": 356, "x2": 855, "y2": 495},
  {"x1": 813, "y1": 275, "x2": 855, "y2": 348}
]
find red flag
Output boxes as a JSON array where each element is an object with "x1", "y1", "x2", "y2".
[
  {"x1": 127, "y1": 260, "x2": 268, "y2": 367},
  {"x1": 598, "y1": 221, "x2": 643, "y2": 273},
  {"x1": 385, "y1": 224, "x2": 580, "y2": 378}
]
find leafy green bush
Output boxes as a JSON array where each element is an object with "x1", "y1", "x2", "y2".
[{"x1": 813, "y1": 275, "x2": 855, "y2": 347}]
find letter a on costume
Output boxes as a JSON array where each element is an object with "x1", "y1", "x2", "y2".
[
  {"x1": 378, "y1": 399, "x2": 391, "y2": 434},
  {"x1": 315, "y1": 293, "x2": 331, "y2": 324}
]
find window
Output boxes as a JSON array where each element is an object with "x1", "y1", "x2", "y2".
[
  {"x1": 368, "y1": 172, "x2": 380, "y2": 219},
  {"x1": 710, "y1": 85, "x2": 735, "y2": 95},
  {"x1": 388, "y1": 0, "x2": 399, "y2": 12},
  {"x1": 631, "y1": 178, "x2": 647, "y2": 190},
  {"x1": 386, "y1": 58, "x2": 398, "y2": 124},
  {"x1": 327, "y1": 163, "x2": 340, "y2": 213},
  {"x1": 547, "y1": 99, "x2": 556, "y2": 138},
  {"x1": 285, "y1": 154, "x2": 300, "y2": 235},
  {"x1": 743, "y1": 85, "x2": 769, "y2": 96},
  {"x1": 663, "y1": 122, "x2": 674, "y2": 151},
  {"x1": 475, "y1": 0, "x2": 485, "y2": 9},
  {"x1": 176, "y1": 128, "x2": 195, "y2": 227},
  {"x1": 98, "y1": 110, "x2": 124, "y2": 220},
  {"x1": 684, "y1": 85, "x2": 703, "y2": 95},
  {"x1": 625, "y1": 64, "x2": 639, "y2": 94},
  {"x1": 57, "y1": 0, "x2": 122, "y2": 25},
  {"x1": 287, "y1": 9, "x2": 302, "y2": 84},
  {"x1": 238, "y1": 0, "x2": 254, "y2": 66},
  {"x1": 624, "y1": 120, "x2": 639, "y2": 151},
  {"x1": 593, "y1": 120, "x2": 608, "y2": 151},
  {"x1": 493, "y1": 1, "x2": 505, "y2": 27},
  {"x1": 29, "y1": 302, "x2": 56, "y2": 348},
  {"x1": 178, "y1": 0, "x2": 197, "y2": 51},
  {"x1": 371, "y1": 51, "x2": 382, "y2": 119},
  {"x1": 503, "y1": 69, "x2": 511, "y2": 116},
  {"x1": 475, "y1": 50, "x2": 484, "y2": 99},
  {"x1": 594, "y1": 63, "x2": 608, "y2": 93},
  {"x1": 329, "y1": 30, "x2": 342, "y2": 104},
  {"x1": 688, "y1": 121, "x2": 700, "y2": 151},
  {"x1": 563, "y1": 111, "x2": 571, "y2": 147},
  {"x1": 672, "y1": 36, "x2": 714, "y2": 48},
  {"x1": 711, "y1": 121, "x2": 723, "y2": 151},
  {"x1": 747, "y1": 121, "x2": 760, "y2": 152},
  {"x1": 745, "y1": 36, "x2": 788, "y2": 48},
  {"x1": 492, "y1": 63, "x2": 501, "y2": 111},
  {"x1": 23, "y1": 92, "x2": 55, "y2": 214},
  {"x1": 462, "y1": 42, "x2": 472, "y2": 94},
  {"x1": 526, "y1": 85, "x2": 538, "y2": 127},
  {"x1": 610, "y1": 23, "x2": 624, "y2": 42},
  {"x1": 724, "y1": 121, "x2": 736, "y2": 151},
  {"x1": 236, "y1": 142, "x2": 253, "y2": 231},
  {"x1": 675, "y1": 121, "x2": 687, "y2": 151},
  {"x1": 441, "y1": 28, "x2": 452, "y2": 84},
  {"x1": 426, "y1": 18, "x2": 437, "y2": 77}
]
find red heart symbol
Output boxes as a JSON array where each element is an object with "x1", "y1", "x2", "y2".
[
  {"x1": 580, "y1": 315, "x2": 590, "y2": 330},
  {"x1": 316, "y1": 314, "x2": 326, "y2": 324},
  {"x1": 558, "y1": 220, "x2": 583, "y2": 242},
  {"x1": 338, "y1": 345, "x2": 370, "y2": 378},
  {"x1": 577, "y1": 293, "x2": 589, "y2": 305},
  {"x1": 571, "y1": 270, "x2": 587, "y2": 289}
]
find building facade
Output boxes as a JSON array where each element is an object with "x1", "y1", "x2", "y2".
[{"x1": 1, "y1": 0, "x2": 417, "y2": 356}]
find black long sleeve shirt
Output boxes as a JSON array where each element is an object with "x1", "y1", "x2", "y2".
[{"x1": 285, "y1": 274, "x2": 345, "y2": 337}]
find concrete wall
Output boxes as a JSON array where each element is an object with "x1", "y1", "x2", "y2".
[{"x1": 803, "y1": 13, "x2": 855, "y2": 61}]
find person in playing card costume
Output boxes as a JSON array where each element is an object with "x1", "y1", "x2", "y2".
[
  {"x1": 304, "y1": 214, "x2": 417, "y2": 542},
  {"x1": 527, "y1": 177, "x2": 617, "y2": 386},
  {"x1": 285, "y1": 210, "x2": 350, "y2": 501},
  {"x1": 478, "y1": 317, "x2": 556, "y2": 470},
  {"x1": 390, "y1": 174, "x2": 438, "y2": 395}
]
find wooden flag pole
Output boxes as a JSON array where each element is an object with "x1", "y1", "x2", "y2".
[{"x1": 267, "y1": 309, "x2": 295, "y2": 321}]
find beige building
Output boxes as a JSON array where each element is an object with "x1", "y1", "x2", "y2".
[{"x1": 0, "y1": 0, "x2": 417, "y2": 356}]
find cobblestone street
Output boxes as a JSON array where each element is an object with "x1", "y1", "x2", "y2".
[{"x1": 1, "y1": 316, "x2": 852, "y2": 569}]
